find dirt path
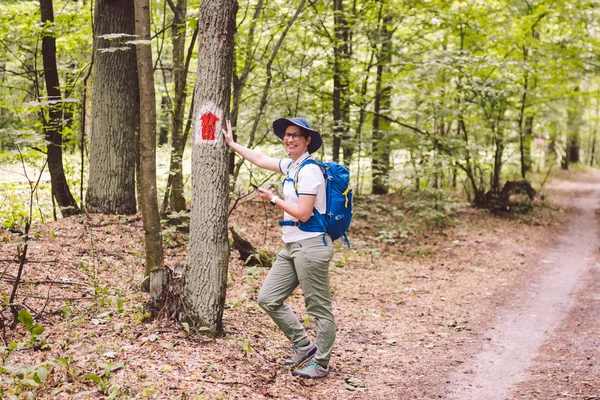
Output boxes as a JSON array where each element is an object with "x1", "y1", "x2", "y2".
[{"x1": 444, "y1": 179, "x2": 600, "y2": 399}]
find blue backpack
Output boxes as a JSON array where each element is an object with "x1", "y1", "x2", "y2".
[{"x1": 279, "y1": 159, "x2": 353, "y2": 247}]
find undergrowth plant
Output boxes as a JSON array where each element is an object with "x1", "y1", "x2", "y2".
[
  {"x1": 17, "y1": 311, "x2": 47, "y2": 349},
  {"x1": 85, "y1": 361, "x2": 124, "y2": 399},
  {"x1": 404, "y1": 188, "x2": 468, "y2": 234},
  {"x1": 0, "y1": 311, "x2": 55, "y2": 398}
]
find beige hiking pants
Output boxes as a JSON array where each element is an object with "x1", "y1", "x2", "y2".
[{"x1": 257, "y1": 234, "x2": 336, "y2": 366}]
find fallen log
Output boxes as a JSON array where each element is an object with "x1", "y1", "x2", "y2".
[{"x1": 229, "y1": 226, "x2": 273, "y2": 267}]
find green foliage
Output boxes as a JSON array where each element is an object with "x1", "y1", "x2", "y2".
[
  {"x1": 0, "y1": 354, "x2": 79, "y2": 398},
  {"x1": 0, "y1": 315, "x2": 78, "y2": 398},
  {"x1": 0, "y1": 128, "x2": 83, "y2": 228},
  {"x1": 0, "y1": 359, "x2": 52, "y2": 396},
  {"x1": 405, "y1": 188, "x2": 468, "y2": 233},
  {"x1": 238, "y1": 337, "x2": 253, "y2": 356},
  {"x1": 85, "y1": 362, "x2": 124, "y2": 399},
  {"x1": 17, "y1": 310, "x2": 46, "y2": 345},
  {"x1": 0, "y1": 0, "x2": 598, "y2": 216},
  {"x1": 0, "y1": 1, "x2": 91, "y2": 149}
]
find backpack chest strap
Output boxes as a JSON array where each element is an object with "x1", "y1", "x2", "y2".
[{"x1": 279, "y1": 210, "x2": 328, "y2": 245}]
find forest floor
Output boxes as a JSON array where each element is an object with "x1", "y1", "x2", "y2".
[{"x1": 1, "y1": 168, "x2": 599, "y2": 400}]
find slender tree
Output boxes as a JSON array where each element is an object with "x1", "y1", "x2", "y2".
[
  {"x1": 371, "y1": 8, "x2": 393, "y2": 195},
  {"x1": 86, "y1": 0, "x2": 138, "y2": 214},
  {"x1": 230, "y1": 0, "x2": 264, "y2": 175},
  {"x1": 181, "y1": 0, "x2": 237, "y2": 334},
  {"x1": 39, "y1": 0, "x2": 79, "y2": 217},
  {"x1": 518, "y1": 11, "x2": 544, "y2": 179},
  {"x1": 564, "y1": 87, "x2": 582, "y2": 169},
  {"x1": 165, "y1": 0, "x2": 188, "y2": 213},
  {"x1": 134, "y1": 0, "x2": 164, "y2": 295},
  {"x1": 332, "y1": 0, "x2": 351, "y2": 164},
  {"x1": 231, "y1": 0, "x2": 306, "y2": 180}
]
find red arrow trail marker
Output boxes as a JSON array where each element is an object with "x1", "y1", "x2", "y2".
[
  {"x1": 194, "y1": 103, "x2": 222, "y2": 144},
  {"x1": 200, "y1": 111, "x2": 219, "y2": 141}
]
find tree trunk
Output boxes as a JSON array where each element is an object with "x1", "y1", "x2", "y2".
[
  {"x1": 39, "y1": 0, "x2": 79, "y2": 217},
  {"x1": 567, "y1": 100, "x2": 581, "y2": 164},
  {"x1": 162, "y1": 20, "x2": 199, "y2": 214},
  {"x1": 181, "y1": 0, "x2": 237, "y2": 335},
  {"x1": 491, "y1": 121, "x2": 504, "y2": 193},
  {"x1": 590, "y1": 90, "x2": 599, "y2": 166},
  {"x1": 158, "y1": 94, "x2": 169, "y2": 146},
  {"x1": 230, "y1": 0, "x2": 264, "y2": 175},
  {"x1": 332, "y1": 0, "x2": 351, "y2": 165},
  {"x1": 457, "y1": 104, "x2": 483, "y2": 207},
  {"x1": 590, "y1": 132, "x2": 597, "y2": 166},
  {"x1": 562, "y1": 87, "x2": 582, "y2": 169},
  {"x1": 166, "y1": 0, "x2": 188, "y2": 213},
  {"x1": 522, "y1": 115, "x2": 534, "y2": 175},
  {"x1": 354, "y1": 47, "x2": 375, "y2": 195},
  {"x1": 134, "y1": 0, "x2": 164, "y2": 295},
  {"x1": 86, "y1": 0, "x2": 139, "y2": 215},
  {"x1": 371, "y1": 11, "x2": 393, "y2": 195},
  {"x1": 518, "y1": 40, "x2": 537, "y2": 180},
  {"x1": 232, "y1": 0, "x2": 306, "y2": 180}
]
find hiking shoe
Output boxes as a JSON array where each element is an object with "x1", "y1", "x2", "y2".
[
  {"x1": 292, "y1": 361, "x2": 329, "y2": 379},
  {"x1": 283, "y1": 341, "x2": 317, "y2": 366}
]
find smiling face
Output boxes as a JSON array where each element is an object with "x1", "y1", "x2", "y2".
[{"x1": 283, "y1": 125, "x2": 311, "y2": 160}]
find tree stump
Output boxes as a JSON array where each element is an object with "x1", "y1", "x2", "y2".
[{"x1": 146, "y1": 266, "x2": 182, "y2": 320}]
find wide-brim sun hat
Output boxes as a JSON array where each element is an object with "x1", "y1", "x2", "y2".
[{"x1": 273, "y1": 117, "x2": 322, "y2": 154}]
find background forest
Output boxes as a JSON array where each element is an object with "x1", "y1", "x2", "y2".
[{"x1": 1, "y1": 0, "x2": 599, "y2": 226}]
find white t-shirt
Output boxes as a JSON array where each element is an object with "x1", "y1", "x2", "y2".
[{"x1": 278, "y1": 152, "x2": 326, "y2": 243}]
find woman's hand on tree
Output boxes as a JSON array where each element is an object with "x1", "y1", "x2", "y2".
[{"x1": 221, "y1": 120, "x2": 235, "y2": 146}]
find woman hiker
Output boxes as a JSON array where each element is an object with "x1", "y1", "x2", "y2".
[{"x1": 222, "y1": 117, "x2": 335, "y2": 379}]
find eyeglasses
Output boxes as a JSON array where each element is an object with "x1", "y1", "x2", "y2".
[{"x1": 283, "y1": 133, "x2": 304, "y2": 141}]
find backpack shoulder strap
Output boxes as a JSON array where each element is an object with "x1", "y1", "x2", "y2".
[
  {"x1": 290, "y1": 158, "x2": 322, "y2": 196},
  {"x1": 297, "y1": 159, "x2": 325, "y2": 177},
  {"x1": 282, "y1": 160, "x2": 294, "y2": 191}
]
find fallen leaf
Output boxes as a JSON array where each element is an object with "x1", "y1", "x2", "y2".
[{"x1": 344, "y1": 376, "x2": 365, "y2": 388}]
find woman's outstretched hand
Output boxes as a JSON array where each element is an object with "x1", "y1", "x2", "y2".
[{"x1": 222, "y1": 119, "x2": 235, "y2": 146}]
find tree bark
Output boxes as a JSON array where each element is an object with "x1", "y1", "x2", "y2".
[
  {"x1": 332, "y1": 0, "x2": 351, "y2": 164},
  {"x1": 371, "y1": 11, "x2": 393, "y2": 195},
  {"x1": 162, "y1": 19, "x2": 199, "y2": 214},
  {"x1": 158, "y1": 94, "x2": 169, "y2": 146},
  {"x1": 166, "y1": 0, "x2": 188, "y2": 213},
  {"x1": 354, "y1": 47, "x2": 375, "y2": 195},
  {"x1": 86, "y1": 0, "x2": 139, "y2": 215},
  {"x1": 39, "y1": 0, "x2": 79, "y2": 217},
  {"x1": 518, "y1": 32, "x2": 538, "y2": 180},
  {"x1": 491, "y1": 119, "x2": 505, "y2": 193},
  {"x1": 181, "y1": 0, "x2": 237, "y2": 335},
  {"x1": 590, "y1": 89, "x2": 600, "y2": 166},
  {"x1": 567, "y1": 88, "x2": 582, "y2": 165},
  {"x1": 522, "y1": 114, "x2": 534, "y2": 172},
  {"x1": 134, "y1": 0, "x2": 164, "y2": 295},
  {"x1": 229, "y1": 0, "x2": 264, "y2": 175},
  {"x1": 590, "y1": 133, "x2": 597, "y2": 166},
  {"x1": 232, "y1": 0, "x2": 306, "y2": 180},
  {"x1": 562, "y1": 87, "x2": 581, "y2": 169}
]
